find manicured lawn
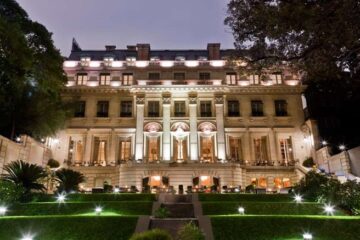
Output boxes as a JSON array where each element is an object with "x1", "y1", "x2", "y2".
[
  {"x1": 199, "y1": 193, "x2": 294, "y2": 202},
  {"x1": 0, "y1": 216, "x2": 137, "y2": 240},
  {"x1": 211, "y1": 215, "x2": 360, "y2": 240},
  {"x1": 202, "y1": 202, "x2": 345, "y2": 215},
  {"x1": 33, "y1": 193, "x2": 156, "y2": 202},
  {"x1": 8, "y1": 201, "x2": 153, "y2": 216}
]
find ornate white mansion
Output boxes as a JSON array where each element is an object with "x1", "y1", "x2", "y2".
[{"x1": 49, "y1": 41, "x2": 317, "y2": 192}]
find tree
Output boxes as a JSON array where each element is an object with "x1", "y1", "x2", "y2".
[
  {"x1": 225, "y1": 0, "x2": 360, "y2": 148},
  {"x1": 0, "y1": 0, "x2": 70, "y2": 139},
  {"x1": 55, "y1": 168, "x2": 85, "y2": 193},
  {"x1": 2, "y1": 160, "x2": 47, "y2": 194}
]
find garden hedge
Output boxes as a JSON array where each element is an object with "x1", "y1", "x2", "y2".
[
  {"x1": 199, "y1": 194, "x2": 293, "y2": 202},
  {"x1": 32, "y1": 193, "x2": 156, "y2": 202},
  {"x1": 211, "y1": 215, "x2": 360, "y2": 240}
]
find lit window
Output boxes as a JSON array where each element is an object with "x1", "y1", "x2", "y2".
[
  {"x1": 254, "y1": 136, "x2": 269, "y2": 162},
  {"x1": 99, "y1": 73, "x2": 111, "y2": 86},
  {"x1": 122, "y1": 73, "x2": 133, "y2": 85},
  {"x1": 76, "y1": 73, "x2": 88, "y2": 85},
  {"x1": 249, "y1": 75, "x2": 260, "y2": 84},
  {"x1": 229, "y1": 137, "x2": 242, "y2": 161},
  {"x1": 119, "y1": 139, "x2": 131, "y2": 161},
  {"x1": 199, "y1": 72, "x2": 211, "y2": 80},
  {"x1": 226, "y1": 72, "x2": 237, "y2": 85},
  {"x1": 279, "y1": 137, "x2": 294, "y2": 165}
]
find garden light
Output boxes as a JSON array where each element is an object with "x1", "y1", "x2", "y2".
[
  {"x1": 339, "y1": 145, "x2": 346, "y2": 151},
  {"x1": 324, "y1": 204, "x2": 335, "y2": 215},
  {"x1": 56, "y1": 193, "x2": 66, "y2": 203},
  {"x1": 303, "y1": 233, "x2": 313, "y2": 240},
  {"x1": 294, "y1": 194, "x2": 303, "y2": 203},
  {"x1": 321, "y1": 140, "x2": 327, "y2": 146},
  {"x1": 114, "y1": 187, "x2": 120, "y2": 193},
  {"x1": 238, "y1": 207, "x2": 245, "y2": 215},
  {"x1": 95, "y1": 206, "x2": 103, "y2": 216},
  {"x1": 0, "y1": 206, "x2": 8, "y2": 216},
  {"x1": 21, "y1": 233, "x2": 34, "y2": 240}
]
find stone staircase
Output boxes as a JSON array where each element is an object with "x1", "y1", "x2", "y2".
[{"x1": 135, "y1": 193, "x2": 213, "y2": 240}]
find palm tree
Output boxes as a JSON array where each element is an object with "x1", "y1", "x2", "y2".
[
  {"x1": 55, "y1": 168, "x2": 85, "y2": 193},
  {"x1": 2, "y1": 160, "x2": 47, "y2": 194}
]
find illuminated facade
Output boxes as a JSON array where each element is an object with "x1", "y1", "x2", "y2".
[{"x1": 51, "y1": 41, "x2": 316, "y2": 191}]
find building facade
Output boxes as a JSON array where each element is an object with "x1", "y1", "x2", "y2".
[{"x1": 50, "y1": 41, "x2": 316, "y2": 191}]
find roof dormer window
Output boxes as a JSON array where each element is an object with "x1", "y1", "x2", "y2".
[{"x1": 80, "y1": 57, "x2": 90, "y2": 67}]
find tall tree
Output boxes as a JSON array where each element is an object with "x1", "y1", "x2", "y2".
[
  {"x1": 0, "y1": 0, "x2": 69, "y2": 139},
  {"x1": 225, "y1": 0, "x2": 360, "y2": 149}
]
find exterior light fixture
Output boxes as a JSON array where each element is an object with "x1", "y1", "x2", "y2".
[
  {"x1": 303, "y1": 233, "x2": 313, "y2": 240},
  {"x1": 95, "y1": 206, "x2": 103, "y2": 216},
  {"x1": 321, "y1": 140, "x2": 327, "y2": 146},
  {"x1": 0, "y1": 206, "x2": 8, "y2": 216},
  {"x1": 294, "y1": 194, "x2": 303, "y2": 203},
  {"x1": 324, "y1": 204, "x2": 335, "y2": 215},
  {"x1": 21, "y1": 233, "x2": 35, "y2": 240},
  {"x1": 238, "y1": 207, "x2": 245, "y2": 215},
  {"x1": 339, "y1": 145, "x2": 346, "y2": 151},
  {"x1": 114, "y1": 187, "x2": 120, "y2": 193},
  {"x1": 56, "y1": 193, "x2": 66, "y2": 203},
  {"x1": 15, "y1": 137, "x2": 21, "y2": 142}
]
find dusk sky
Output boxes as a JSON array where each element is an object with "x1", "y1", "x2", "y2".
[{"x1": 16, "y1": 0, "x2": 234, "y2": 56}]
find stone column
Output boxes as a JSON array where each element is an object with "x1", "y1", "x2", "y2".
[
  {"x1": 269, "y1": 129, "x2": 278, "y2": 166},
  {"x1": 84, "y1": 129, "x2": 92, "y2": 164},
  {"x1": 135, "y1": 94, "x2": 145, "y2": 161},
  {"x1": 243, "y1": 130, "x2": 251, "y2": 165},
  {"x1": 162, "y1": 93, "x2": 171, "y2": 161},
  {"x1": 109, "y1": 129, "x2": 117, "y2": 165},
  {"x1": 189, "y1": 93, "x2": 198, "y2": 161},
  {"x1": 215, "y1": 94, "x2": 226, "y2": 161}
]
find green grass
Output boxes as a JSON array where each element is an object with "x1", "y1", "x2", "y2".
[
  {"x1": 0, "y1": 216, "x2": 137, "y2": 240},
  {"x1": 211, "y1": 215, "x2": 360, "y2": 240},
  {"x1": 32, "y1": 193, "x2": 156, "y2": 202},
  {"x1": 8, "y1": 201, "x2": 153, "y2": 216},
  {"x1": 199, "y1": 193, "x2": 294, "y2": 202},
  {"x1": 202, "y1": 202, "x2": 345, "y2": 215}
]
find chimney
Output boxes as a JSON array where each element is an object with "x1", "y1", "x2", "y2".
[
  {"x1": 105, "y1": 45, "x2": 116, "y2": 51},
  {"x1": 207, "y1": 43, "x2": 221, "y2": 60},
  {"x1": 136, "y1": 43, "x2": 151, "y2": 60},
  {"x1": 127, "y1": 45, "x2": 137, "y2": 51}
]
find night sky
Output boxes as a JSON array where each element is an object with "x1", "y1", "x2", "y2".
[{"x1": 16, "y1": 0, "x2": 234, "y2": 56}]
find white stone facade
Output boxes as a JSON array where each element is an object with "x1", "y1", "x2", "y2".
[{"x1": 49, "y1": 42, "x2": 316, "y2": 191}]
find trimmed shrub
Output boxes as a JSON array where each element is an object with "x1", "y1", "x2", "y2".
[
  {"x1": 199, "y1": 193, "x2": 292, "y2": 202},
  {"x1": 303, "y1": 157, "x2": 315, "y2": 168},
  {"x1": 31, "y1": 193, "x2": 156, "y2": 202},
  {"x1": 293, "y1": 171, "x2": 329, "y2": 201},
  {"x1": 0, "y1": 180, "x2": 24, "y2": 204},
  {"x1": 154, "y1": 207, "x2": 170, "y2": 218},
  {"x1": 47, "y1": 158, "x2": 60, "y2": 168},
  {"x1": 130, "y1": 229, "x2": 172, "y2": 240},
  {"x1": 176, "y1": 222, "x2": 204, "y2": 240}
]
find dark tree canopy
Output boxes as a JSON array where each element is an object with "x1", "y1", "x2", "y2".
[
  {"x1": 0, "y1": 0, "x2": 70, "y2": 139},
  {"x1": 226, "y1": 0, "x2": 360, "y2": 149}
]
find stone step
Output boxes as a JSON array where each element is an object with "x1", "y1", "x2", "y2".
[
  {"x1": 164, "y1": 194, "x2": 192, "y2": 203},
  {"x1": 149, "y1": 218, "x2": 198, "y2": 237},
  {"x1": 162, "y1": 203, "x2": 195, "y2": 218}
]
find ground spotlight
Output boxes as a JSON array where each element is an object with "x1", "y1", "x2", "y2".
[
  {"x1": 303, "y1": 232, "x2": 313, "y2": 240},
  {"x1": 56, "y1": 193, "x2": 66, "y2": 203},
  {"x1": 294, "y1": 194, "x2": 303, "y2": 203},
  {"x1": 324, "y1": 204, "x2": 335, "y2": 215},
  {"x1": 0, "y1": 206, "x2": 8, "y2": 216},
  {"x1": 238, "y1": 207, "x2": 245, "y2": 215},
  {"x1": 95, "y1": 206, "x2": 103, "y2": 216}
]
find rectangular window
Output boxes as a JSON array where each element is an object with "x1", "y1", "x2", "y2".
[
  {"x1": 97, "y1": 101, "x2": 109, "y2": 117},
  {"x1": 226, "y1": 72, "x2": 237, "y2": 85},
  {"x1": 122, "y1": 73, "x2": 133, "y2": 85},
  {"x1": 174, "y1": 101, "x2": 186, "y2": 117},
  {"x1": 254, "y1": 136, "x2": 269, "y2": 163},
  {"x1": 74, "y1": 101, "x2": 86, "y2": 117},
  {"x1": 275, "y1": 100, "x2": 288, "y2": 116},
  {"x1": 251, "y1": 100, "x2": 264, "y2": 116},
  {"x1": 249, "y1": 75, "x2": 260, "y2": 85},
  {"x1": 120, "y1": 101, "x2": 132, "y2": 117},
  {"x1": 228, "y1": 100, "x2": 240, "y2": 117},
  {"x1": 149, "y1": 72, "x2": 160, "y2": 80},
  {"x1": 272, "y1": 74, "x2": 282, "y2": 84},
  {"x1": 99, "y1": 73, "x2": 111, "y2": 86},
  {"x1": 174, "y1": 72, "x2": 185, "y2": 80},
  {"x1": 199, "y1": 72, "x2": 211, "y2": 80},
  {"x1": 118, "y1": 139, "x2": 131, "y2": 161},
  {"x1": 93, "y1": 138, "x2": 107, "y2": 166},
  {"x1": 279, "y1": 137, "x2": 294, "y2": 165},
  {"x1": 200, "y1": 101, "x2": 212, "y2": 117},
  {"x1": 229, "y1": 136, "x2": 243, "y2": 161},
  {"x1": 148, "y1": 101, "x2": 160, "y2": 117},
  {"x1": 76, "y1": 73, "x2": 88, "y2": 85}
]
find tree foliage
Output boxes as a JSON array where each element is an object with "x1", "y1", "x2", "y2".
[
  {"x1": 0, "y1": 180, "x2": 24, "y2": 204},
  {"x1": 2, "y1": 160, "x2": 47, "y2": 194},
  {"x1": 55, "y1": 168, "x2": 85, "y2": 193},
  {"x1": 225, "y1": 0, "x2": 360, "y2": 147},
  {"x1": 0, "y1": 0, "x2": 70, "y2": 139}
]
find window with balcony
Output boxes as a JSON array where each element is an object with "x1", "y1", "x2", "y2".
[
  {"x1": 148, "y1": 101, "x2": 160, "y2": 117},
  {"x1": 200, "y1": 101, "x2": 212, "y2": 117},
  {"x1": 226, "y1": 72, "x2": 237, "y2": 85},
  {"x1": 76, "y1": 73, "x2": 88, "y2": 85},
  {"x1": 229, "y1": 136, "x2": 243, "y2": 161},
  {"x1": 228, "y1": 100, "x2": 240, "y2": 117},
  {"x1": 251, "y1": 100, "x2": 264, "y2": 116},
  {"x1": 122, "y1": 73, "x2": 133, "y2": 86},
  {"x1": 120, "y1": 101, "x2": 132, "y2": 117},
  {"x1": 118, "y1": 138, "x2": 131, "y2": 162},
  {"x1": 275, "y1": 100, "x2": 288, "y2": 116},
  {"x1": 93, "y1": 137, "x2": 107, "y2": 166},
  {"x1": 254, "y1": 136, "x2": 269, "y2": 163},
  {"x1": 74, "y1": 101, "x2": 86, "y2": 117},
  {"x1": 149, "y1": 72, "x2": 160, "y2": 80},
  {"x1": 99, "y1": 73, "x2": 111, "y2": 86},
  {"x1": 97, "y1": 101, "x2": 109, "y2": 117},
  {"x1": 174, "y1": 101, "x2": 186, "y2": 117},
  {"x1": 249, "y1": 74, "x2": 260, "y2": 85},
  {"x1": 279, "y1": 137, "x2": 294, "y2": 165},
  {"x1": 174, "y1": 72, "x2": 185, "y2": 80},
  {"x1": 199, "y1": 72, "x2": 211, "y2": 80}
]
